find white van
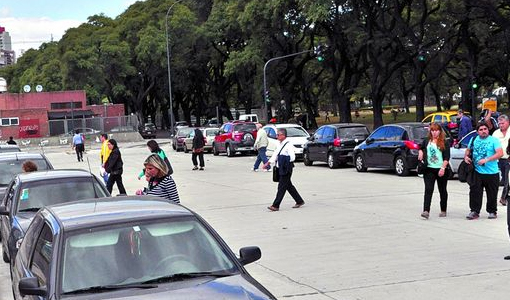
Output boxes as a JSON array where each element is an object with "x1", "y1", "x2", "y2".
[{"x1": 238, "y1": 114, "x2": 259, "y2": 123}]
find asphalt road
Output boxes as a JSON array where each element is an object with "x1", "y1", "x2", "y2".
[{"x1": 2, "y1": 139, "x2": 510, "y2": 299}]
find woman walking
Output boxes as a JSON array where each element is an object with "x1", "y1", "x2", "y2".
[
  {"x1": 136, "y1": 154, "x2": 180, "y2": 204},
  {"x1": 104, "y1": 139, "x2": 127, "y2": 195},
  {"x1": 192, "y1": 128, "x2": 205, "y2": 170},
  {"x1": 418, "y1": 123, "x2": 451, "y2": 219},
  {"x1": 138, "y1": 140, "x2": 172, "y2": 179}
]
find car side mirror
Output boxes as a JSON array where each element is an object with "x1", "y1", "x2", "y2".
[
  {"x1": 0, "y1": 205, "x2": 8, "y2": 216},
  {"x1": 365, "y1": 137, "x2": 374, "y2": 144},
  {"x1": 19, "y1": 277, "x2": 47, "y2": 297},
  {"x1": 238, "y1": 246, "x2": 261, "y2": 266}
]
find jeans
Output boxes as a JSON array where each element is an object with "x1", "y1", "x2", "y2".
[
  {"x1": 498, "y1": 159, "x2": 510, "y2": 200},
  {"x1": 469, "y1": 172, "x2": 499, "y2": 214},
  {"x1": 254, "y1": 147, "x2": 270, "y2": 170},
  {"x1": 423, "y1": 167, "x2": 448, "y2": 212}
]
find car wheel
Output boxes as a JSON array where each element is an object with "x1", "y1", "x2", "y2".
[
  {"x1": 184, "y1": 144, "x2": 189, "y2": 153},
  {"x1": 394, "y1": 156, "x2": 409, "y2": 176},
  {"x1": 213, "y1": 144, "x2": 219, "y2": 156},
  {"x1": 2, "y1": 249, "x2": 9, "y2": 263},
  {"x1": 303, "y1": 151, "x2": 313, "y2": 166},
  {"x1": 172, "y1": 143, "x2": 176, "y2": 150},
  {"x1": 226, "y1": 144, "x2": 235, "y2": 157},
  {"x1": 355, "y1": 154, "x2": 367, "y2": 172},
  {"x1": 327, "y1": 152, "x2": 339, "y2": 169}
]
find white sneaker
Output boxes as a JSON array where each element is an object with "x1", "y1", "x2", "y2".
[{"x1": 252, "y1": 169, "x2": 258, "y2": 172}]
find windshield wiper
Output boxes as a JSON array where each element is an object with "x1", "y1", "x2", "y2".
[
  {"x1": 62, "y1": 283, "x2": 158, "y2": 295},
  {"x1": 18, "y1": 207, "x2": 41, "y2": 212},
  {"x1": 143, "y1": 271, "x2": 234, "y2": 284}
]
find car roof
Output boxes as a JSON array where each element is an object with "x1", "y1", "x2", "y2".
[
  {"x1": 264, "y1": 123, "x2": 305, "y2": 128},
  {"x1": 0, "y1": 152, "x2": 48, "y2": 161},
  {"x1": 0, "y1": 144, "x2": 21, "y2": 149},
  {"x1": 15, "y1": 169, "x2": 95, "y2": 183},
  {"x1": 323, "y1": 123, "x2": 368, "y2": 128},
  {"x1": 384, "y1": 122, "x2": 428, "y2": 128},
  {"x1": 45, "y1": 196, "x2": 193, "y2": 231}
]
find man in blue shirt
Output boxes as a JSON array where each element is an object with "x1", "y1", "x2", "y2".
[
  {"x1": 72, "y1": 130, "x2": 85, "y2": 162},
  {"x1": 457, "y1": 109, "x2": 472, "y2": 140},
  {"x1": 464, "y1": 122, "x2": 503, "y2": 220}
]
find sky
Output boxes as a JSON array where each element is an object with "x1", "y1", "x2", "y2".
[{"x1": 0, "y1": 0, "x2": 142, "y2": 57}]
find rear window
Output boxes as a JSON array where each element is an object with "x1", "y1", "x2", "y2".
[
  {"x1": 338, "y1": 127, "x2": 369, "y2": 139},
  {"x1": 0, "y1": 159, "x2": 52, "y2": 186},
  {"x1": 234, "y1": 123, "x2": 256, "y2": 132},
  {"x1": 409, "y1": 126, "x2": 430, "y2": 141},
  {"x1": 177, "y1": 128, "x2": 193, "y2": 137}
]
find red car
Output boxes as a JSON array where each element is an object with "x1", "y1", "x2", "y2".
[{"x1": 213, "y1": 121, "x2": 257, "y2": 157}]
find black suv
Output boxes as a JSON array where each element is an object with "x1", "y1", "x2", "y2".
[
  {"x1": 303, "y1": 123, "x2": 370, "y2": 168},
  {"x1": 353, "y1": 122, "x2": 433, "y2": 176}
]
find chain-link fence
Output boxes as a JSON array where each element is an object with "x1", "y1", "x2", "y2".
[{"x1": 48, "y1": 115, "x2": 139, "y2": 136}]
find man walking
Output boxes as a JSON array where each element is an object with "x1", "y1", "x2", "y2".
[
  {"x1": 72, "y1": 130, "x2": 85, "y2": 162},
  {"x1": 6, "y1": 136, "x2": 16, "y2": 145},
  {"x1": 253, "y1": 123, "x2": 270, "y2": 171},
  {"x1": 457, "y1": 109, "x2": 472, "y2": 140},
  {"x1": 99, "y1": 133, "x2": 111, "y2": 183},
  {"x1": 264, "y1": 128, "x2": 305, "y2": 211},
  {"x1": 464, "y1": 122, "x2": 503, "y2": 220},
  {"x1": 492, "y1": 115, "x2": 510, "y2": 206}
]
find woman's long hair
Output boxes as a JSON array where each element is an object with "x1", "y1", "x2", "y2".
[
  {"x1": 147, "y1": 140, "x2": 161, "y2": 153},
  {"x1": 427, "y1": 123, "x2": 446, "y2": 151},
  {"x1": 144, "y1": 154, "x2": 168, "y2": 177}
]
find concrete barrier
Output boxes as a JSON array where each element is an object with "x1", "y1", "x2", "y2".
[{"x1": 17, "y1": 131, "x2": 145, "y2": 149}]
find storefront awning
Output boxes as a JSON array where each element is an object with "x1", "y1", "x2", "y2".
[{"x1": 48, "y1": 110, "x2": 94, "y2": 119}]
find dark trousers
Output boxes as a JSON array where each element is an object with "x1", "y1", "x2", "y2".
[
  {"x1": 192, "y1": 152, "x2": 204, "y2": 167},
  {"x1": 469, "y1": 172, "x2": 499, "y2": 214},
  {"x1": 423, "y1": 167, "x2": 448, "y2": 212},
  {"x1": 107, "y1": 173, "x2": 126, "y2": 195},
  {"x1": 75, "y1": 144, "x2": 84, "y2": 161},
  {"x1": 498, "y1": 159, "x2": 510, "y2": 200},
  {"x1": 272, "y1": 169, "x2": 304, "y2": 208},
  {"x1": 254, "y1": 147, "x2": 269, "y2": 170}
]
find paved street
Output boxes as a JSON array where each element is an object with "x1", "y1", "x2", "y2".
[{"x1": 2, "y1": 139, "x2": 510, "y2": 299}]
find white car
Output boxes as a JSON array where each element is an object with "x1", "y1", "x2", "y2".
[
  {"x1": 183, "y1": 127, "x2": 220, "y2": 153},
  {"x1": 449, "y1": 130, "x2": 477, "y2": 174},
  {"x1": 262, "y1": 123, "x2": 310, "y2": 158}
]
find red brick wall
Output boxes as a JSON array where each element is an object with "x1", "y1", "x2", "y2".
[{"x1": 0, "y1": 90, "x2": 86, "y2": 110}]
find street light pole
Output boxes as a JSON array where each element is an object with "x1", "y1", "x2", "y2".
[
  {"x1": 263, "y1": 49, "x2": 314, "y2": 123},
  {"x1": 166, "y1": 0, "x2": 183, "y2": 136}
]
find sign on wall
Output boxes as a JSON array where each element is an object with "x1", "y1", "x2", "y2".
[{"x1": 19, "y1": 119, "x2": 40, "y2": 138}]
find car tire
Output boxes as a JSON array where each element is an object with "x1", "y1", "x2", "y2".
[
  {"x1": 2, "y1": 249, "x2": 9, "y2": 263},
  {"x1": 184, "y1": 144, "x2": 189, "y2": 153},
  {"x1": 226, "y1": 144, "x2": 235, "y2": 157},
  {"x1": 172, "y1": 143, "x2": 176, "y2": 150},
  {"x1": 327, "y1": 152, "x2": 339, "y2": 169},
  {"x1": 355, "y1": 154, "x2": 367, "y2": 172},
  {"x1": 303, "y1": 151, "x2": 313, "y2": 166},
  {"x1": 213, "y1": 144, "x2": 219, "y2": 156},
  {"x1": 394, "y1": 156, "x2": 409, "y2": 176}
]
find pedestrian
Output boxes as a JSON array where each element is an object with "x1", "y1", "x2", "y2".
[
  {"x1": 72, "y1": 130, "x2": 85, "y2": 162},
  {"x1": 506, "y1": 139, "x2": 510, "y2": 260},
  {"x1": 21, "y1": 160, "x2": 38, "y2": 173},
  {"x1": 136, "y1": 154, "x2": 180, "y2": 204},
  {"x1": 325, "y1": 111, "x2": 331, "y2": 122},
  {"x1": 492, "y1": 115, "x2": 510, "y2": 206},
  {"x1": 192, "y1": 128, "x2": 205, "y2": 170},
  {"x1": 418, "y1": 123, "x2": 451, "y2": 219},
  {"x1": 99, "y1": 133, "x2": 111, "y2": 184},
  {"x1": 253, "y1": 123, "x2": 270, "y2": 171},
  {"x1": 264, "y1": 128, "x2": 305, "y2": 211},
  {"x1": 6, "y1": 136, "x2": 16, "y2": 145},
  {"x1": 457, "y1": 109, "x2": 472, "y2": 141},
  {"x1": 464, "y1": 122, "x2": 503, "y2": 220},
  {"x1": 104, "y1": 139, "x2": 127, "y2": 195},
  {"x1": 138, "y1": 140, "x2": 173, "y2": 179}
]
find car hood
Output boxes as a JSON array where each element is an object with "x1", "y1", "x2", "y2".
[{"x1": 68, "y1": 274, "x2": 274, "y2": 300}]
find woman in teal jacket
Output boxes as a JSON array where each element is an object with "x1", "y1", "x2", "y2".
[{"x1": 138, "y1": 140, "x2": 173, "y2": 179}]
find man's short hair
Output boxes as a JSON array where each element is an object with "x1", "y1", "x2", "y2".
[
  {"x1": 458, "y1": 109, "x2": 464, "y2": 114},
  {"x1": 277, "y1": 128, "x2": 287, "y2": 137},
  {"x1": 476, "y1": 121, "x2": 489, "y2": 130},
  {"x1": 497, "y1": 114, "x2": 509, "y2": 122}
]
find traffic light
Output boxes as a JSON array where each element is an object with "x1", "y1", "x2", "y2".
[
  {"x1": 417, "y1": 50, "x2": 427, "y2": 62},
  {"x1": 315, "y1": 44, "x2": 324, "y2": 62},
  {"x1": 264, "y1": 90, "x2": 270, "y2": 103},
  {"x1": 471, "y1": 82, "x2": 478, "y2": 89}
]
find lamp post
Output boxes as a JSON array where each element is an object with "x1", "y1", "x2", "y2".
[{"x1": 166, "y1": 0, "x2": 183, "y2": 136}]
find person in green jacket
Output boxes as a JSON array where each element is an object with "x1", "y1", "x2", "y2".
[{"x1": 138, "y1": 140, "x2": 173, "y2": 179}]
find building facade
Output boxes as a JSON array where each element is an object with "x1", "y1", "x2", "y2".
[{"x1": 0, "y1": 26, "x2": 15, "y2": 67}]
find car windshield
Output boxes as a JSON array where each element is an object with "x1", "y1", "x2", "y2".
[
  {"x1": 234, "y1": 123, "x2": 256, "y2": 132},
  {"x1": 16, "y1": 178, "x2": 108, "y2": 212},
  {"x1": 61, "y1": 217, "x2": 238, "y2": 294},
  {"x1": 0, "y1": 146, "x2": 21, "y2": 153},
  {"x1": 285, "y1": 127, "x2": 308, "y2": 137},
  {"x1": 338, "y1": 127, "x2": 369, "y2": 139},
  {"x1": 0, "y1": 159, "x2": 52, "y2": 186}
]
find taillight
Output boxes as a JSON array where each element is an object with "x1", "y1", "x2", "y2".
[
  {"x1": 333, "y1": 138, "x2": 342, "y2": 147},
  {"x1": 447, "y1": 122, "x2": 458, "y2": 129},
  {"x1": 404, "y1": 140, "x2": 419, "y2": 150}
]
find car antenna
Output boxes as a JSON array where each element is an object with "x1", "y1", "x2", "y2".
[{"x1": 86, "y1": 157, "x2": 92, "y2": 173}]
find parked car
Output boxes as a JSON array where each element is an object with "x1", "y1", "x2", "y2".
[
  {"x1": 353, "y1": 122, "x2": 436, "y2": 176},
  {"x1": 213, "y1": 121, "x2": 257, "y2": 157},
  {"x1": 172, "y1": 127, "x2": 193, "y2": 151},
  {"x1": 263, "y1": 123, "x2": 310, "y2": 159},
  {"x1": 0, "y1": 144, "x2": 21, "y2": 153},
  {"x1": 0, "y1": 169, "x2": 110, "y2": 264},
  {"x1": 139, "y1": 122, "x2": 157, "y2": 139},
  {"x1": 303, "y1": 123, "x2": 370, "y2": 168},
  {"x1": 184, "y1": 127, "x2": 220, "y2": 153},
  {"x1": 422, "y1": 111, "x2": 462, "y2": 138},
  {"x1": 449, "y1": 130, "x2": 478, "y2": 174},
  {"x1": 10, "y1": 196, "x2": 276, "y2": 299}
]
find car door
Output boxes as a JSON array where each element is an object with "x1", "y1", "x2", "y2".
[
  {"x1": 308, "y1": 127, "x2": 325, "y2": 161},
  {"x1": 320, "y1": 126, "x2": 336, "y2": 161},
  {"x1": 1, "y1": 181, "x2": 16, "y2": 253},
  {"x1": 216, "y1": 124, "x2": 231, "y2": 151},
  {"x1": 362, "y1": 127, "x2": 387, "y2": 166},
  {"x1": 379, "y1": 126, "x2": 405, "y2": 167}
]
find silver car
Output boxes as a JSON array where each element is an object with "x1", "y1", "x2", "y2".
[
  {"x1": 184, "y1": 127, "x2": 220, "y2": 153},
  {"x1": 449, "y1": 130, "x2": 477, "y2": 174}
]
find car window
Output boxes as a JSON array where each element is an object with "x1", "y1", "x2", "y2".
[
  {"x1": 433, "y1": 115, "x2": 443, "y2": 123},
  {"x1": 422, "y1": 115, "x2": 433, "y2": 123},
  {"x1": 265, "y1": 128, "x2": 277, "y2": 139},
  {"x1": 368, "y1": 127, "x2": 387, "y2": 141},
  {"x1": 206, "y1": 129, "x2": 219, "y2": 136},
  {"x1": 450, "y1": 115, "x2": 458, "y2": 123},
  {"x1": 460, "y1": 131, "x2": 478, "y2": 148},
  {"x1": 30, "y1": 222, "x2": 53, "y2": 287},
  {"x1": 314, "y1": 127, "x2": 325, "y2": 140},
  {"x1": 234, "y1": 123, "x2": 256, "y2": 132},
  {"x1": 3, "y1": 181, "x2": 16, "y2": 208},
  {"x1": 385, "y1": 126, "x2": 405, "y2": 141},
  {"x1": 285, "y1": 127, "x2": 308, "y2": 137},
  {"x1": 409, "y1": 126, "x2": 430, "y2": 141},
  {"x1": 177, "y1": 128, "x2": 193, "y2": 137},
  {"x1": 61, "y1": 217, "x2": 238, "y2": 294},
  {"x1": 338, "y1": 127, "x2": 370, "y2": 139},
  {"x1": 16, "y1": 178, "x2": 108, "y2": 212},
  {"x1": 323, "y1": 127, "x2": 336, "y2": 142},
  {"x1": 17, "y1": 214, "x2": 44, "y2": 265},
  {"x1": 223, "y1": 124, "x2": 232, "y2": 133},
  {"x1": 0, "y1": 158, "x2": 52, "y2": 186}
]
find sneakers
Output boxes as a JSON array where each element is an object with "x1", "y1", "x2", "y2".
[
  {"x1": 420, "y1": 211, "x2": 429, "y2": 219},
  {"x1": 199, "y1": 167, "x2": 204, "y2": 171},
  {"x1": 253, "y1": 169, "x2": 258, "y2": 172},
  {"x1": 192, "y1": 166, "x2": 198, "y2": 170},
  {"x1": 466, "y1": 211, "x2": 479, "y2": 220},
  {"x1": 438, "y1": 211, "x2": 447, "y2": 217},
  {"x1": 488, "y1": 212, "x2": 497, "y2": 219}
]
